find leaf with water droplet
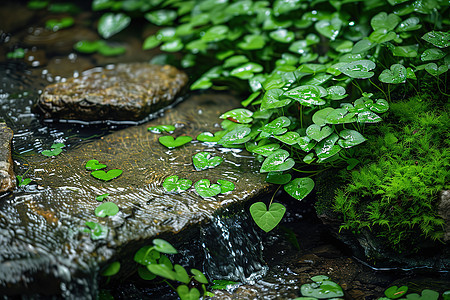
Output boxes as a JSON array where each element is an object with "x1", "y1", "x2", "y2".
[
  {"x1": 421, "y1": 31, "x2": 450, "y2": 48},
  {"x1": 85, "y1": 221, "x2": 108, "y2": 240},
  {"x1": 217, "y1": 180, "x2": 235, "y2": 193},
  {"x1": 250, "y1": 202, "x2": 286, "y2": 232},
  {"x1": 301, "y1": 277, "x2": 344, "y2": 298},
  {"x1": 421, "y1": 48, "x2": 447, "y2": 62},
  {"x1": 134, "y1": 246, "x2": 160, "y2": 265},
  {"x1": 270, "y1": 29, "x2": 295, "y2": 43},
  {"x1": 423, "y1": 63, "x2": 449, "y2": 77},
  {"x1": 326, "y1": 108, "x2": 357, "y2": 124},
  {"x1": 197, "y1": 131, "x2": 226, "y2": 143},
  {"x1": 251, "y1": 143, "x2": 281, "y2": 156},
  {"x1": 338, "y1": 60, "x2": 376, "y2": 79},
  {"x1": 285, "y1": 85, "x2": 326, "y2": 107},
  {"x1": 260, "y1": 149, "x2": 295, "y2": 173},
  {"x1": 365, "y1": 98, "x2": 389, "y2": 113},
  {"x1": 315, "y1": 18, "x2": 342, "y2": 39},
  {"x1": 230, "y1": 62, "x2": 263, "y2": 79},
  {"x1": 101, "y1": 262, "x2": 120, "y2": 276},
  {"x1": 326, "y1": 86, "x2": 347, "y2": 100},
  {"x1": 337, "y1": 129, "x2": 366, "y2": 148},
  {"x1": 258, "y1": 116, "x2": 291, "y2": 136},
  {"x1": 384, "y1": 286, "x2": 408, "y2": 299},
  {"x1": 91, "y1": 169, "x2": 123, "y2": 181},
  {"x1": 163, "y1": 175, "x2": 192, "y2": 192},
  {"x1": 396, "y1": 17, "x2": 422, "y2": 32},
  {"x1": 148, "y1": 125, "x2": 176, "y2": 134},
  {"x1": 306, "y1": 124, "x2": 333, "y2": 142},
  {"x1": 41, "y1": 147, "x2": 62, "y2": 157},
  {"x1": 98, "y1": 13, "x2": 131, "y2": 39},
  {"x1": 218, "y1": 126, "x2": 251, "y2": 145},
  {"x1": 145, "y1": 10, "x2": 177, "y2": 26},
  {"x1": 95, "y1": 202, "x2": 119, "y2": 217},
  {"x1": 193, "y1": 152, "x2": 223, "y2": 171},
  {"x1": 297, "y1": 136, "x2": 316, "y2": 152},
  {"x1": 284, "y1": 178, "x2": 314, "y2": 201},
  {"x1": 274, "y1": 131, "x2": 300, "y2": 145},
  {"x1": 351, "y1": 39, "x2": 376, "y2": 54},
  {"x1": 379, "y1": 64, "x2": 406, "y2": 84},
  {"x1": 223, "y1": 55, "x2": 249, "y2": 68},
  {"x1": 219, "y1": 108, "x2": 253, "y2": 124},
  {"x1": 194, "y1": 179, "x2": 221, "y2": 198},
  {"x1": 160, "y1": 39, "x2": 183, "y2": 52},
  {"x1": 261, "y1": 89, "x2": 291, "y2": 111}
]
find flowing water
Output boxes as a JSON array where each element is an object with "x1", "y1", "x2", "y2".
[{"x1": 0, "y1": 2, "x2": 449, "y2": 299}]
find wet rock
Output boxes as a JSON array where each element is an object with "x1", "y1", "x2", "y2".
[
  {"x1": 0, "y1": 4, "x2": 35, "y2": 34},
  {"x1": 34, "y1": 63, "x2": 188, "y2": 122},
  {"x1": 0, "y1": 123, "x2": 15, "y2": 193},
  {"x1": 438, "y1": 190, "x2": 450, "y2": 242},
  {"x1": 0, "y1": 93, "x2": 273, "y2": 297}
]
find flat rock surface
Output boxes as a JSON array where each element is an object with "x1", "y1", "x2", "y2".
[
  {"x1": 0, "y1": 123, "x2": 15, "y2": 193},
  {"x1": 34, "y1": 63, "x2": 188, "y2": 121},
  {"x1": 0, "y1": 93, "x2": 272, "y2": 297}
]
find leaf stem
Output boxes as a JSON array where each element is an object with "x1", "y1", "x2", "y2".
[{"x1": 268, "y1": 184, "x2": 282, "y2": 208}]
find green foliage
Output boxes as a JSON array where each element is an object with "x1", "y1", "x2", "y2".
[
  {"x1": 91, "y1": 169, "x2": 123, "y2": 181},
  {"x1": 332, "y1": 94, "x2": 449, "y2": 252},
  {"x1": 74, "y1": 40, "x2": 126, "y2": 57},
  {"x1": 134, "y1": 239, "x2": 210, "y2": 300},
  {"x1": 16, "y1": 175, "x2": 32, "y2": 187},
  {"x1": 89, "y1": 0, "x2": 449, "y2": 233},
  {"x1": 380, "y1": 285, "x2": 448, "y2": 300},
  {"x1": 6, "y1": 48, "x2": 25, "y2": 59},
  {"x1": 294, "y1": 275, "x2": 344, "y2": 299},
  {"x1": 41, "y1": 143, "x2": 65, "y2": 157}
]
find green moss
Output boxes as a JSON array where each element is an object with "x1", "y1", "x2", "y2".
[{"x1": 327, "y1": 90, "x2": 449, "y2": 252}]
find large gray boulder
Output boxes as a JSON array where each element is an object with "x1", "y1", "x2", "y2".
[
  {"x1": 0, "y1": 93, "x2": 272, "y2": 298},
  {"x1": 34, "y1": 63, "x2": 188, "y2": 122},
  {"x1": 0, "y1": 123, "x2": 15, "y2": 193}
]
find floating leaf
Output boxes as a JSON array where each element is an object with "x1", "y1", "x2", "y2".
[
  {"x1": 219, "y1": 108, "x2": 253, "y2": 124},
  {"x1": 379, "y1": 64, "x2": 407, "y2": 84},
  {"x1": 101, "y1": 262, "x2": 120, "y2": 276},
  {"x1": 85, "y1": 221, "x2": 108, "y2": 240},
  {"x1": 421, "y1": 31, "x2": 450, "y2": 48},
  {"x1": 217, "y1": 179, "x2": 235, "y2": 193},
  {"x1": 163, "y1": 175, "x2": 192, "y2": 192},
  {"x1": 306, "y1": 125, "x2": 333, "y2": 142},
  {"x1": 95, "y1": 202, "x2": 119, "y2": 217},
  {"x1": 260, "y1": 149, "x2": 295, "y2": 173},
  {"x1": 284, "y1": 177, "x2": 314, "y2": 200},
  {"x1": 384, "y1": 286, "x2": 408, "y2": 299},
  {"x1": 91, "y1": 169, "x2": 123, "y2": 181},
  {"x1": 250, "y1": 202, "x2": 286, "y2": 232},
  {"x1": 301, "y1": 276, "x2": 344, "y2": 298},
  {"x1": 41, "y1": 147, "x2": 62, "y2": 157},
  {"x1": 194, "y1": 179, "x2": 221, "y2": 198},
  {"x1": 338, "y1": 60, "x2": 376, "y2": 79},
  {"x1": 197, "y1": 131, "x2": 226, "y2": 143},
  {"x1": 96, "y1": 193, "x2": 109, "y2": 202},
  {"x1": 192, "y1": 152, "x2": 223, "y2": 171},
  {"x1": 159, "y1": 136, "x2": 193, "y2": 148},
  {"x1": 86, "y1": 159, "x2": 107, "y2": 170},
  {"x1": 266, "y1": 172, "x2": 292, "y2": 184},
  {"x1": 261, "y1": 89, "x2": 291, "y2": 111},
  {"x1": 337, "y1": 129, "x2": 366, "y2": 148},
  {"x1": 98, "y1": 13, "x2": 131, "y2": 39},
  {"x1": 153, "y1": 239, "x2": 178, "y2": 254},
  {"x1": 148, "y1": 125, "x2": 176, "y2": 133}
]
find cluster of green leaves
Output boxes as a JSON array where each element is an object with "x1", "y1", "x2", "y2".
[
  {"x1": 332, "y1": 93, "x2": 449, "y2": 252},
  {"x1": 86, "y1": 159, "x2": 123, "y2": 181},
  {"x1": 379, "y1": 285, "x2": 450, "y2": 300},
  {"x1": 6, "y1": 48, "x2": 25, "y2": 59},
  {"x1": 134, "y1": 239, "x2": 212, "y2": 300},
  {"x1": 294, "y1": 275, "x2": 344, "y2": 299},
  {"x1": 41, "y1": 142, "x2": 65, "y2": 157},
  {"x1": 91, "y1": 0, "x2": 449, "y2": 232}
]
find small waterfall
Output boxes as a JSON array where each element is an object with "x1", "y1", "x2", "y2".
[{"x1": 200, "y1": 208, "x2": 268, "y2": 284}]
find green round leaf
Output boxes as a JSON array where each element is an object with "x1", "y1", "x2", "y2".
[
  {"x1": 269, "y1": 29, "x2": 295, "y2": 43},
  {"x1": 338, "y1": 60, "x2": 376, "y2": 79},
  {"x1": 96, "y1": 193, "x2": 109, "y2": 202},
  {"x1": 265, "y1": 172, "x2": 292, "y2": 184},
  {"x1": 260, "y1": 149, "x2": 295, "y2": 173},
  {"x1": 391, "y1": 45, "x2": 418, "y2": 57},
  {"x1": 337, "y1": 129, "x2": 366, "y2": 148},
  {"x1": 384, "y1": 286, "x2": 408, "y2": 299},
  {"x1": 301, "y1": 278, "x2": 344, "y2": 298},
  {"x1": 98, "y1": 13, "x2": 131, "y2": 39},
  {"x1": 217, "y1": 179, "x2": 235, "y2": 193},
  {"x1": 86, "y1": 159, "x2": 107, "y2": 170},
  {"x1": 163, "y1": 175, "x2": 192, "y2": 192},
  {"x1": 134, "y1": 246, "x2": 160, "y2": 265},
  {"x1": 147, "y1": 264, "x2": 177, "y2": 281},
  {"x1": 176, "y1": 285, "x2": 201, "y2": 300},
  {"x1": 197, "y1": 131, "x2": 226, "y2": 143},
  {"x1": 371, "y1": 12, "x2": 401, "y2": 31},
  {"x1": 202, "y1": 25, "x2": 229, "y2": 42},
  {"x1": 237, "y1": 35, "x2": 265, "y2": 50},
  {"x1": 74, "y1": 40, "x2": 103, "y2": 53},
  {"x1": 312, "y1": 108, "x2": 335, "y2": 126},
  {"x1": 261, "y1": 89, "x2": 291, "y2": 111},
  {"x1": 284, "y1": 178, "x2": 314, "y2": 201},
  {"x1": 421, "y1": 48, "x2": 447, "y2": 62},
  {"x1": 274, "y1": 131, "x2": 300, "y2": 145},
  {"x1": 379, "y1": 64, "x2": 407, "y2": 84},
  {"x1": 174, "y1": 264, "x2": 190, "y2": 284},
  {"x1": 250, "y1": 202, "x2": 286, "y2": 232},
  {"x1": 85, "y1": 221, "x2": 108, "y2": 240},
  {"x1": 153, "y1": 238, "x2": 178, "y2": 254},
  {"x1": 365, "y1": 98, "x2": 389, "y2": 113},
  {"x1": 138, "y1": 266, "x2": 157, "y2": 280},
  {"x1": 91, "y1": 169, "x2": 123, "y2": 181},
  {"x1": 396, "y1": 17, "x2": 422, "y2": 32},
  {"x1": 41, "y1": 147, "x2": 62, "y2": 157},
  {"x1": 223, "y1": 55, "x2": 249, "y2": 68},
  {"x1": 95, "y1": 202, "x2": 119, "y2": 217},
  {"x1": 143, "y1": 35, "x2": 161, "y2": 50},
  {"x1": 326, "y1": 86, "x2": 347, "y2": 100},
  {"x1": 145, "y1": 10, "x2": 177, "y2": 26},
  {"x1": 421, "y1": 31, "x2": 450, "y2": 48},
  {"x1": 159, "y1": 136, "x2": 193, "y2": 148},
  {"x1": 192, "y1": 152, "x2": 223, "y2": 171},
  {"x1": 258, "y1": 117, "x2": 291, "y2": 136},
  {"x1": 230, "y1": 63, "x2": 263, "y2": 79},
  {"x1": 218, "y1": 126, "x2": 251, "y2": 145},
  {"x1": 285, "y1": 85, "x2": 326, "y2": 106},
  {"x1": 191, "y1": 269, "x2": 208, "y2": 284},
  {"x1": 148, "y1": 125, "x2": 176, "y2": 134},
  {"x1": 314, "y1": 18, "x2": 342, "y2": 40},
  {"x1": 306, "y1": 124, "x2": 333, "y2": 142},
  {"x1": 97, "y1": 44, "x2": 126, "y2": 56},
  {"x1": 101, "y1": 262, "x2": 120, "y2": 276},
  {"x1": 194, "y1": 179, "x2": 221, "y2": 198},
  {"x1": 251, "y1": 143, "x2": 281, "y2": 156},
  {"x1": 160, "y1": 39, "x2": 183, "y2": 52}
]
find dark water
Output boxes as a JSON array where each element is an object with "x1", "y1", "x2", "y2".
[{"x1": 1, "y1": 2, "x2": 449, "y2": 299}]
